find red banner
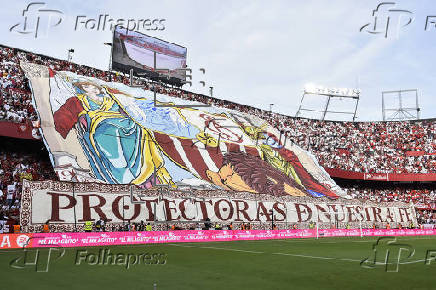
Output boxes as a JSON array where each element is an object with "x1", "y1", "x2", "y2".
[
  {"x1": 0, "y1": 233, "x2": 33, "y2": 249},
  {"x1": 406, "y1": 151, "x2": 436, "y2": 157},
  {"x1": 364, "y1": 173, "x2": 389, "y2": 181},
  {"x1": 406, "y1": 151, "x2": 426, "y2": 156},
  {"x1": 1, "y1": 229, "x2": 436, "y2": 249},
  {"x1": 0, "y1": 121, "x2": 40, "y2": 140},
  {"x1": 326, "y1": 168, "x2": 436, "y2": 182}
]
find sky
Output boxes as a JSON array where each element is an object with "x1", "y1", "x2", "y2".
[{"x1": 1, "y1": 0, "x2": 435, "y2": 121}]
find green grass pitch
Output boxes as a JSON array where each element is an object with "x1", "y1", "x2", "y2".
[{"x1": 1, "y1": 236, "x2": 436, "y2": 290}]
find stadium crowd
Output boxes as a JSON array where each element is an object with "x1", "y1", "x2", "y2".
[
  {"x1": 1, "y1": 44, "x2": 436, "y2": 230},
  {"x1": 0, "y1": 136, "x2": 433, "y2": 229},
  {"x1": 416, "y1": 209, "x2": 436, "y2": 225},
  {"x1": 1, "y1": 44, "x2": 435, "y2": 175},
  {"x1": 0, "y1": 137, "x2": 56, "y2": 225},
  {"x1": 341, "y1": 183, "x2": 436, "y2": 204}
]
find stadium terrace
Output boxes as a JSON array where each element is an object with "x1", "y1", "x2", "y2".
[
  {"x1": 0, "y1": 43, "x2": 434, "y2": 236},
  {"x1": 2, "y1": 3, "x2": 436, "y2": 289}
]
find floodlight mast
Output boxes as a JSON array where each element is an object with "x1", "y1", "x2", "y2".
[
  {"x1": 295, "y1": 86, "x2": 360, "y2": 121},
  {"x1": 67, "y1": 49, "x2": 74, "y2": 62},
  {"x1": 382, "y1": 89, "x2": 420, "y2": 121}
]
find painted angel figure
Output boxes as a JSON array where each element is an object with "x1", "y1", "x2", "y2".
[{"x1": 52, "y1": 78, "x2": 175, "y2": 185}]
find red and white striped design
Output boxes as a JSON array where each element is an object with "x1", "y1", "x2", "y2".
[{"x1": 153, "y1": 132, "x2": 261, "y2": 180}]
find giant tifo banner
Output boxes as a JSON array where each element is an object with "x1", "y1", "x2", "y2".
[
  {"x1": 1, "y1": 229, "x2": 435, "y2": 249},
  {"x1": 20, "y1": 181, "x2": 416, "y2": 233},
  {"x1": 21, "y1": 61, "x2": 344, "y2": 199}
]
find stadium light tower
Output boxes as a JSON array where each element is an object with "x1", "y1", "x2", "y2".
[
  {"x1": 296, "y1": 84, "x2": 360, "y2": 121},
  {"x1": 67, "y1": 49, "x2": 74, "y2": 62},
  {"x1": 382, "y1": 89, "x2": 420, "y2": 121},
  {"x1": 269, "y1": 103, "x2": 274, "y2": 112},
  {"x1": 104, "y1": 42, "x2": 113, "y2": 71}
]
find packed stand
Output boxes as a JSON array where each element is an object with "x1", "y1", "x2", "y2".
[
  {"x1": 286, "y1": 118, "x2": 436, "y2": 174},
  {"x1": 0, "y1": 44, "x2": 435, "y2": 174},
  {"x1": 0, "y1": 136, "x2": 56, "y2": 227},
  {"x1": 340, "y1": 182, "x2": 436, "y2": 204},
  {"x1": 416, "y1": 210, "x2": 436, "y2": 225}
]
